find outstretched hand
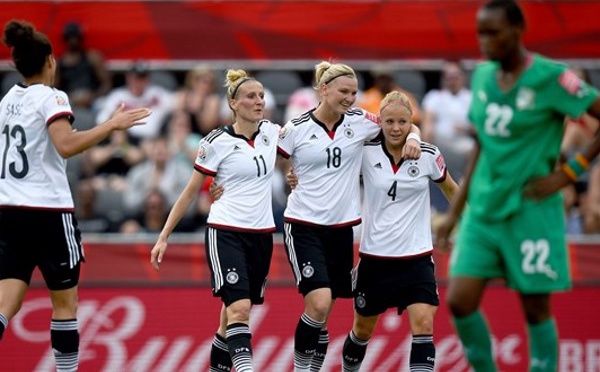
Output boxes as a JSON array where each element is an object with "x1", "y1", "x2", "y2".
[{"x1": 110, "y1": 103, "x2": 151, "y2": 130}]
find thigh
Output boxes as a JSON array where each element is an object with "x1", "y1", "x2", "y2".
[
  {"x1": 504, "y1": 199, "x2": 571, "y2": 293},
  {"x1": 0, "y1": 210, "x2": 36, "y2": 284},
  {"x1": 353, "y1": 257, "x2": 388, "y2": 317},
  {"x1": 205, "y1": 227, "x2": 251, "y2": 307},
  {"x1": 450, "y1": 210, "x2": 504, "y2": 280},
  {"x1": 322, "y1": 225, "x2": 354, "y2": 298},
  {"x1": 395, "y1": 256, "x2": 440, "y2": 314},
  {"x1": 244, "y1": 232, "x2": 273, "y2": 305},
  {"x1": 37, "y1": 212, "x2": 84, "y2": 290},
  {"x1": 283, "y1": 222, "x2": 330, "y2": 296}
]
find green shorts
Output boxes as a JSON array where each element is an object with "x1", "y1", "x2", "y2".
[{"x1": 450, "y1": 197, "x2": 571, "y2": 294}]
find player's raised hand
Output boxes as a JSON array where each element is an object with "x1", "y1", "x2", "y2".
[{"x1": 110, "y1": 103, "x2": 151, "y2": 130}]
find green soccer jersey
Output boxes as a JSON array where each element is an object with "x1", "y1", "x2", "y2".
[{"x1": 467, "y1": 54, "x2": 598, "y2": 221}]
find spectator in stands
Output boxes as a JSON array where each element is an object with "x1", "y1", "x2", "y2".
[
  {"x1": 284, "y1": 84, "x2": 320, "y2": 123},
  {"x1": 74, "y1": 179, "x2": 113, "y2": 233},
  {"x1": 435, "y1": 1, "x2": 600, "y2": 371},
  {"x1": 96, "y1": 61, "x2": 175, "y2": 145},
  {"x1": 163, "y1": 110, "x2": 203, "y2": 166},
  {"x1": 151, "y1": 69, "x2": 281, "y2": 372},
  {"x1": 120, "y1": 189, "x2": 170, "y2": 234},
  {"x1": 174, "y1": 65, "x2": 221, "y2": 136},
  {"x1": 421, "y1": 61, "x2": 473, "y2": 180},
  {"x1": 358, "y1": 65, "x2": 422, "y2": 125},
  {"x1": 55, "y1": 22, "x2": 111, "y2": 109},
  {"x1": 123, "y1": 136, "x2": 191, "y2": 218}
]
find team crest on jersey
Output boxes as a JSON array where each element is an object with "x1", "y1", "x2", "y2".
[
  {"x1": 302, "y1": 263, "x2": 314, "y2": 278},
  {"x1": 262, "y1": 135, "x2": 270, "y2": 146},
  {"x1": 355, "y1": 295, "x2": 366, "y2": 309},
  {"x1": 55, "y1": 95, "x2": 67, "y2": 106},
  {"x1": 279, "y1": 125, "x2": 291, "y2": 140},
  {"x1": 478, "y1": 90, "x2": 487, "y2": 103},
  {"x1": 226, "y1": 270, "x2": 239, "y2": 284},
  {"x1": 197, "y1": 144, "x2": 208, "y2": 160},
  {"x1": 344, "y1": 127, "x2": 354, "y2": 138},
  {"x1": 407, "y1": 164, "x2": 420, "y2": 177},
  {"x1": 516, "y1": 87, "x2": 535, "y2": 110}
]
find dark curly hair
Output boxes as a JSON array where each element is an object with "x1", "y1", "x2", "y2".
[{"x1": 3, "y1": 19, "x2": 52, "y2": 77}]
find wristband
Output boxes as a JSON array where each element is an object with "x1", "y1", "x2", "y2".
[
  {"x1": 562, "y1": 154, "x2": 590, "y2": 181},
  {"x1": 406, "y1": 133, "x2": 421, "y2": 144}
]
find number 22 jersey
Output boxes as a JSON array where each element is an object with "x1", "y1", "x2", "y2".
[{"x1": 0, "y1": 84, "x2": 74, "y2": 210}]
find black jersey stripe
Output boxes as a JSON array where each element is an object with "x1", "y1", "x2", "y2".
[
  {"x1": 345, "y1": 108, "x2": 364, "y2": 116},
  {"x1": 291, "y1": 112, "x2": 312, "y2": 126},
  {"x1": 421, "y1": 148, "x2": 436, "y2": 155},
  {"x1": 203, "y1": 128, "x2": 225, "y2": 143}
]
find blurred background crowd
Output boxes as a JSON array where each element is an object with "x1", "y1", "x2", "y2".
[{"x1": 1, "y1": 21, "x2": 599, "y2": 236}]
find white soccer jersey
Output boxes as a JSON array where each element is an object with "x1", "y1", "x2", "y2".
[
  {"x1": 0, "y1": 84, "x2": 74, "y2": 210},
  {"x1": 360, "y1": 141, "x2": 447, "y2": 258},
  {"x1": 278, "y1": 108, "x2": 380, "y2": 226},
  {"x1": 194, "y1": 120, "x2": 279, "y2": 231}
]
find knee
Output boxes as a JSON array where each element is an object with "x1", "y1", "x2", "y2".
[
  {"x1": 226, "y1": 300, "x2": 251, "y2": 324},
  {"x1": 411, "y1": 314, "x2": 434, "y2": 335},
  {"x1": 306, "y1": 294, "x2": 332, "y2": 322},
  {"x1": 352, "y1": 320, "x2": 375, "y2": 341}
]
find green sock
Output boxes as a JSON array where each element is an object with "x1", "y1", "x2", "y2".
[
  {"x1": 453, "y1": 311, "x2": 497, "y2": 372},
  {"x1": 528, "y1": 318, "x2": 558, "y2": 372}
]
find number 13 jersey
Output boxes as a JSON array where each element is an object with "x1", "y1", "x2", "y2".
[
  {"x1": 0, "y1": 84, "x2": 74, "y2": 210},
  {"x1": 278, "y1": 108, "x2": 380, "y2": 226}
]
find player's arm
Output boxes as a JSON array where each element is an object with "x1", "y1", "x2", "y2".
[
  {"x1": 402, "y1": 124, "x2": 422, "y2": 159},
  {"x1": 151, "y1": 170, "x2": 205, "y2": 270},
  {"x1": 438, "y1": 171, "x2": 460, "y2": 203},
  {"x1": 48, "y1": 103, "x2": 150, "y2": 158},
  {"x1": 435, "y1": 142, "x2": 479, "y2": 252}
]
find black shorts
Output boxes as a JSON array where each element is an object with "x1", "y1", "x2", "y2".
[
  {"x1": 283, "y1": 222, "x2": 354, "y2": 299},
  {"x1": 353, "y1": 254, "x2": 439, "y2": 317},
  {"x1": 0, "y1": 208, "x2": 84, "y2": 290},
  {"x1": 205, "y1": 227, "x2": 273, "y2": 307}
]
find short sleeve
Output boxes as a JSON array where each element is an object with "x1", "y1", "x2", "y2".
[
  {"x1": 429, "y1": 146, "x2": 447, "y2": 183},
  {"x1": 277, "y1": 121, "x2": 296, "y2": 158},
  {"x1": 551, "y1": 68, "x2": 598, "y2": 118},
  {"x1": 41, "y1": 90, "x2": 73, "y2": 126},
  {"x1": 193, "y1": 139, "x2": 221, "y2": 176}
]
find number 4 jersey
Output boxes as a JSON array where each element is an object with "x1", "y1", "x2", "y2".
[
  {"x1": 360, "y1": 141, "x2": 446, "y2": 258},
  {"x1": 0, "y1": 84, "x2": 74, "y2": 210}
]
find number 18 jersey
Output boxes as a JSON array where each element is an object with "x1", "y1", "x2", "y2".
[
  {"x1": 278, "y1": 108, "x2": 380, "y2": 226},
  {"x1": 0, "y1": 84, "x2": 74, "y2": 210}
]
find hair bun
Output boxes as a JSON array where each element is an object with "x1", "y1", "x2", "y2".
[{"x1": 3, "y1": 20, "x2": 34, "y2": 48}]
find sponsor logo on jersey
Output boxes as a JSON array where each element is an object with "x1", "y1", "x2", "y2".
[
  {"x1": 435, "y1": 154, "x2": 446, "y2": 172},
  {"x1": 233, "y1": 145, "x2": 242, "y2": 151},
  {"x1": 374, "y1": 162, "x2": 382, "y2": 169},
  {"x1": 279, "y1": 125, "x2": 291, "y2": 139},
  {"x1": 302, "y1": 264, "x2": 314, "y2": 278},
  {"x1": 309, "y1": 134, "x2": 318, "y2": 141},
  {"x1": 197, "y1": 145, "x2": 208, "y2": 160},
  {"x1": 364, "y1": 111, "x2": 379, "y2": 124},
  {"x1": 559, "y1": 69, "x2": 584, "y2": 97},
  {"x1": 55, "y1": 95, "x2": 68, "y2": 106},
  {"x1": 226, "y1": 270, "x2": 239, "y2": 284},
  {"x1": 516, "y1": 87, "x2": 535, "y2": 110}
]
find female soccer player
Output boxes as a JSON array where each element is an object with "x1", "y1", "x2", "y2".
[
  {"x1": 341, "y1": 91, "x2": 458, "y2": 372},
  {"x1": 278, "y1": 61, "x2": 422, "y2": 371},
  {"x1": 151, "y1": 69, "x2": 279, "y2": 372},
  {"x1": 435, "y1": 1, "x2": 600, "y2": 370},
  {"x1": 0, "y1": 19, "x2": 149, "y2": 371}
]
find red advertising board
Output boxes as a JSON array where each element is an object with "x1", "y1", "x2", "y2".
[{"x1": 1, "y1": 286, "x2": 599, "y2": 371}]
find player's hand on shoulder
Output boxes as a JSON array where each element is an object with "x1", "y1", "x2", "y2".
[
  {"x1": 402, "y1": 138, "x2": 421, "y2": 160},
  {"x1": 110, "y1": 103, "x2": 152, "y2": 130},
  {"x1": 150, "y1": 239, "x2": 168, "y2": 271}
]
